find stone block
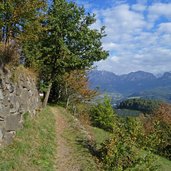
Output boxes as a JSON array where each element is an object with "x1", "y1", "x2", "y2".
[
  {"x1": 0, "y1": 128, "x2": 4, "y2": 141},
  {"x1": 4, "y1": 131, "x2": 15, "y2": 145},
  {"x1": 0, "y1": 68, "x2": 40, "y2": 145},
  {"x1": 0, "y1": 106, "x2": 10, "y2": 117},
  {"x1": 6, "y1": 83, "x2": 14, "y2": 93},
  {"x1": 3, "y1": 95, "x2": 9, "y2": 105},
  {"x1": 5, "y1": 114, "x2": 22, "y2": 131},
  {"x1": 0, "y1": 89, "x2": 3, "y2": 100}
]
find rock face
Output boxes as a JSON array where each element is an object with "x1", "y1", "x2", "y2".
[{"x1": 0, "y1": 68, "x2": 41, "y2": 146}]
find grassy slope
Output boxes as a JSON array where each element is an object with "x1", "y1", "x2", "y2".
[
  {"x1": 59, "y1": 107, "x2": 171, "y2": 171},
  {"x1": 91, "y1": 127, "x2": 111, "y2": 149},
  {"x1": 91, "y1": 126, "x2": 171, "y2": 171},
  {"x1": 158, "y1": 156, "x2": 171, "y2": 171},
  {"x1": 0, "y1": 107, "x2": 56, "y2": 171}
]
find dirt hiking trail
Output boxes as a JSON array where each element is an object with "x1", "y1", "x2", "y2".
[{"x1": 50, "y1": 107, "x2": 81, "y2": 171}]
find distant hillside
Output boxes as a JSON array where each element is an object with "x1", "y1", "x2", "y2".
[{"x1": 88, "y1": 70, "x2": 171, "y2": 102}]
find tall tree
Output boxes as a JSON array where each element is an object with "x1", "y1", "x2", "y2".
[
  {"x1": 26, "y1": 0, "x2": 108, "y2": 106},
  {"x1": 0, "y1": 0, "x2": 47, "y2": 45}
]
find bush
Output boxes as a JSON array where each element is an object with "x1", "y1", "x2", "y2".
[
  {"x1": 74, "y1": 103, "x2": 92, "y2": 125},
  {"x1": 121, "y1": 117, "x2": 146, "y2": 147},
  {"x1": 90, "y1": 97, "x2": 159, "y2": 170},
  {"x1": 98, "y1": 119, "x2": 159, "y2": 171},
  {"x1": 146, "y1": 121, "x2": 171, "y2": 160},
  {"x1": 0, "y1": 42, "x2": 19, "y2": 67},
  {"x1": 141, "y1": 104, "x2": 171, "y2": 159},
  {"x1": 91, "y1": 97, "x2": 117, "y2": 132},
  {"x1": 99, "y1": 135, "x2": 137, "y2": 170}
]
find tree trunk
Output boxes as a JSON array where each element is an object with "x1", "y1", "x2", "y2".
[
  {"x1": 43, "y1": 82, "x2": 52, "y2": 108},
  {"x1": 66, "y1": 96, "x2": 70, "y2": 109},
  {"x1": 73, "y1": 104, "x2": 76, "y2": 115}
]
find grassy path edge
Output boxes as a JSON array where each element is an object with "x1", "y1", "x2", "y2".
[{"x1": 0, "y1": 107, "x2": 57, "y2": 171}]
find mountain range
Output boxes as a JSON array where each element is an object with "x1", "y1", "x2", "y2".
[{"x1": 88, "y1": 70, "x2": 171, "y2": 102}]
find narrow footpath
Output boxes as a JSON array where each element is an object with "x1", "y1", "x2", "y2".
[
  {"x1": 50, "y1": 107, "x2": 81, "y2": 171},
  {"x1": 50, "y1": 106, "x2": 99, "y2": 171}
]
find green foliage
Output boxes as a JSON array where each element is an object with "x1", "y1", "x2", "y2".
[
  {"x1": 140, "y1": 103, "x2": 171, "y2": 159},
  {"x1": 0, "y1": 0, "x2": 47, "y2": 44},
  {"x1": 99, "y1": 137, "x2": 136, "y2": 170},
  {"x1": 121, "y1": 117, "x2": 145, "y2": 146},
  {"x1": 91, "y1": 127, "x2": 112, "y2": 149},
  {"x1": 126, "y1": 151, "x2": 159, "y2": 171},
  {"x1": 0, "y1": 0, "x2": 47, "y2": 69},
  {"x1": 155, "y1": 122, "x2": 171, "y2": 160},
  {"x1": 0, "y1": 0, "x2": 108, "y2": 106},
  {"x1": 144, "y1": 120, "x2": 171, "y2": 160},
  {"x1": 91, "y1": 97, "x2": 117, "y2": 132},
  {"x1": 117, "y1": 102, "x2": 171, "y2": 162},
  {"x1": 91, "y1": 98, "x2": 159, "y2": 170},
  {"x1": 99, "y1": 137, "x2": 158, "y2": 171},
  {"x1": 24, "y1": 0, "x2": 108, "y2": 103},
  {"x1": 118, "y1": 98, "x2": 160, "y2": 114},
  {"x1": 0, "y1": 42, "x2": 19, "y2": 66},
  {"x1": 98, "y1": 118, "x2": 158, "y2": 171}
]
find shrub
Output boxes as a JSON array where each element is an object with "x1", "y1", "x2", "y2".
[
  {"x1": 98, "y1": 120, "x2": 158, "y2": 171},
  {"x1": 91, "y1": 96, "x2": 117, "y2": 132},
  {"x1": 121, "y1": 117, "x2": 146, "y2": 148},
  {"x1": 11, "y1": 65, "x2": 38, "y2": 83},
  {"x1": 99, "y1": 135, "x2": 137, "y2": 170},
  {"x1": 0, "y1": 42, "x2": 19, "y2": 67},
  {"x1": 90, "y1": 97, "x2": 159, "y2": 170},
  {"x1": 141, "y1": 103, "x2": 171, "y2": 159},
  {"x1": 74, "y1": 103, "x2": 92, "y2": 125}
]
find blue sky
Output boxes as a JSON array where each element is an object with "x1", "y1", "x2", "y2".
[{"x1": 71, "y1": 0, "x2": 171, "y2": 74}]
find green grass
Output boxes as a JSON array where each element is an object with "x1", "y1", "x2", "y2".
[
  {"x1": 91, "y1": 126, "x2": 111, "y2": 149},
  {"x1": 57, "y1": 107, "x2": 99, "y2": 171},
  {"x1": 0, "y1": 107, "x2": 56, "y2": 171},
  {"x1": 158, "y1": 156, "x2": 171, "y2": 171}
]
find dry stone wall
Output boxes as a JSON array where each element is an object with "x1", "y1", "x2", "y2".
[{"x1": 0, "y1": 68, "x2": 41, "y2": 146}]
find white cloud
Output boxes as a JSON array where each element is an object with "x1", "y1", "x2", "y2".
[
  {"x1": 94, "y1": 4, "x2": 146, "y2": 45},
  {"x1": 131, "y1": 4, "x2": 147, "y2": 12},
  {"x1": 74, "y1": 0, "x2": 92, "y2": 8},
  {"x1": 90, "y1": 1, "x2": 171, "y2": 74},
  {"x1": 148, "y1": 3, "x2": 171, "y2": 22},
  {"x1": 158, "y1": 22, "x2": 171, "y2": 34},
  {"x1": 111, "y1": 56, "x2": 120, "y2": 63},
  {"x1": 103, "y1": 42, "x2": 120, "y2": 51}
]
